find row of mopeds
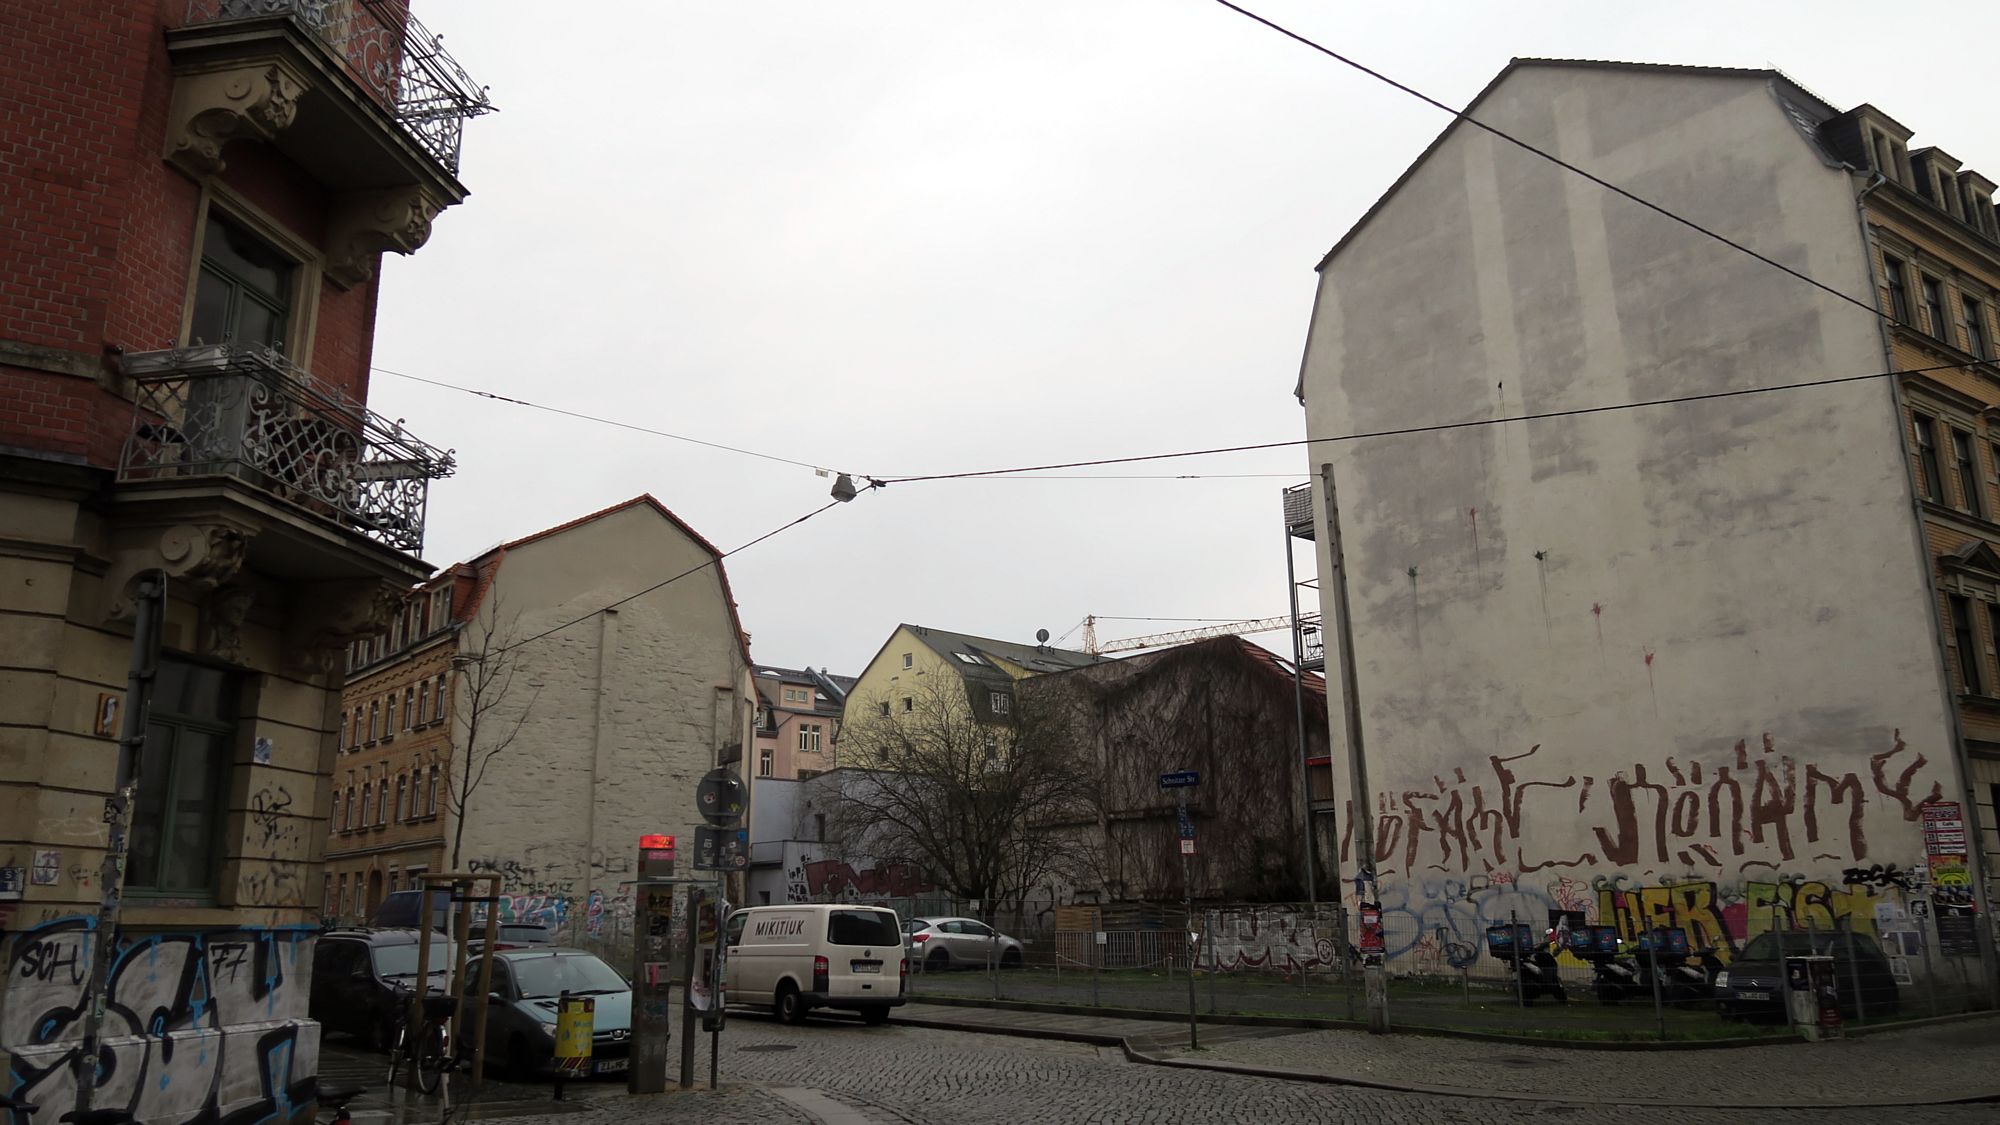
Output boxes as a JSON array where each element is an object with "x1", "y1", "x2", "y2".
[{"x1": 1486, "y1": 922, "x2": 1724, "y2": 1005}]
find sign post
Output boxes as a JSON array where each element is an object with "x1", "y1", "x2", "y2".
[
  {"x1": 1160, "y1": 770, "x2": 1200, "y2": 1050},
  {"x1": 688, "y1": 767, "x2": 745, "y2": 1089},
  {"x1": 628, "y1": 834, "x2": 677, "y2": 1095}
]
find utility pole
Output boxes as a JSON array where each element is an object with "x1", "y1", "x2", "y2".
[
  {"x1": 1319, "y1": 462, "x2": 1387, "y2": 1032},
  {"x1": 74, "y1": 574, "x2": 164, "y2": 1115}
]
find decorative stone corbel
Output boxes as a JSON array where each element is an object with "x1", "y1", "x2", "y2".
[
  {"x1": 104, "y1": 523, "x2": 256, "y2": 623},
  {"x1": 164, "y1": 60, "x2": 308, "y2": 177},
  {"x1": 201, "y1": 585, "x2": 258, "y2": 664},
  {"x1": 282, "y1": 578, "x2": 406, "y2": 678},
  {"x1": 324, "y1": 187, "x2": 444, "y2": 289}
]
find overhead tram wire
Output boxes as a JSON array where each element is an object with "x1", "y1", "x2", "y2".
[
  {"x1": 372, "y1": 364, "x2": 876, "y2": 478},
  {"x1": 491, "y1": 491, "x2": 867, "y2": 658},
  {"x1": 880, "y1": 359, "x2": 1976, "y2": 485}
]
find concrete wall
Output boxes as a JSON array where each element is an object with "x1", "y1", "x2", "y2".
[
  {"x1": 449, "y1": 502, "x2": 753, "y2": 936},
  {"x1": 1299, "y1": 65, "x2": 1957, "y2": 954}
]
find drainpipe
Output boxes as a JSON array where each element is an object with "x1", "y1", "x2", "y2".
[{"x1": 1854, "y1": 169, "x2": 2000, "y2": 1005}]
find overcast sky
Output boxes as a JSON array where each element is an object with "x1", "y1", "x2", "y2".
[{"x1": 370, "y1": 1, "x2": 2000, "y2": 675}]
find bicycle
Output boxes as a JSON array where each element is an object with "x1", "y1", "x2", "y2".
[
  {"x1": 386, "y1": 983, "x2": 461, "y2": 1097},
  {"x1": 313, "y1": 1083, "x2": 367, "y2": 1125}
]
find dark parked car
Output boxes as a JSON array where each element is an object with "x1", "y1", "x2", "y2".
[
  {"x1": 1715, "y1": 931, "x2": 1899, "y2": 1020},
  {"x1": 310, "y1": 929, "x2": 458, "y2": 1048},
  {"x1": 466, "y1": 921, "x2": 558, "y2": 956},
  {"x1": 469, "y1": 947, "x2": 632, "y2": 1079},
  {"x1": 369, "y1": 888, "x2": 452, "y2": 932}
]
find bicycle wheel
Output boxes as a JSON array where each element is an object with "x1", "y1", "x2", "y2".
[{"x1": 413, "y1": 1020, "x2": 447, "y2": 1096}]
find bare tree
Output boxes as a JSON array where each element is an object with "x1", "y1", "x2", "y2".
[
  {"x1": 442, "y1": 592, "x2": 540, "y2": 869},
  {"x1": 823, "y1": 674, "x2": 1093, "y2": 923}
]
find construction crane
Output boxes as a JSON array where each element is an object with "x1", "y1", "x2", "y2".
[{"x1": 1077, "y1": 614, "x2": 1295, "y2": 655}]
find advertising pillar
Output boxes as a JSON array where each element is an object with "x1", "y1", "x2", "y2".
[{"x1": 628, "y1": 834, "x2": 676, "y2": 1094}]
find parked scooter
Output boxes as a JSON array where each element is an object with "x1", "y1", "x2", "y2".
[
  {"x1": 1635, "y1": 927, "x2": 1724, "y2": 1004},
  {"x1": 1568, "y1": 924, "x2": 1645, "y2": 1004},
  {"x1": 1485, "y1": 923, "x2": 1566, "y2": 1003}
]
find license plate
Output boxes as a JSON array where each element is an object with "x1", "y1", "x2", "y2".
[
  {"x1": 1737, "y1": 991, "x2": 1770, "y2": 1001},
  {"x1": 593, "y1": 1058, "x2": 629, "y2": 1074},
  {"x1": 851, "y1": 962, "x2": 881, "y2": 973}
]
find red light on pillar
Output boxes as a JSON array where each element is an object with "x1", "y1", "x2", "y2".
[{"x1": 640, "y1": 834, "x2": 675, "y2": 851}]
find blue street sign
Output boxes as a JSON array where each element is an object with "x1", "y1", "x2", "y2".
[
  {"x1": 1159, "y1": 770, "x2": 1201, "y2": 789},
  {"x1": 1176, "y1": 807, "x2": 1194, "y2": 839}
]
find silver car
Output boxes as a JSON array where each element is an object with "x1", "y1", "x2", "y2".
[{"x1": 904, "y1": 916, "x2": 1024, "y2": 971}]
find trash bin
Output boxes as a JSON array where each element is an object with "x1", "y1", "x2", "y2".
[{"x1": 1785, "y1": 954, "x2": 1841, "y2": 1040}]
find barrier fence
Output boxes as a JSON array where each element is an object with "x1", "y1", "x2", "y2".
[{"x1": 900, "y1": 899, "x2": 1995, "y2": 1041}]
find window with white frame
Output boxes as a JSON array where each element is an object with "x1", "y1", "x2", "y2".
[
  {"x1": 989, "y1": 691, "x2": 1010, "y2": 715},
  {"x1": 416, "y1": 681, "x2": 429, "y2": 725},
  {"x1": 798, "y1": 723, "x2": 823, "y2": 752},
  {"x1": 428, "y1": 764, "x2": 440, "y2": 814},
  {"x1": 758, "y1": 747, "x2": 774, "y2": 777},
  {"x1": 368, "y1": 701, "x2": 380, "y2": 742}
]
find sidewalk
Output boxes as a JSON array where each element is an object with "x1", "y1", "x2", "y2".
[{"x1": 890, "y1": 1001, "x2": 2000, "y2": 1108}]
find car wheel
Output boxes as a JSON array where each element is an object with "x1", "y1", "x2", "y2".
[
  {"x1": 861, "y1": 1006, "x2": 891, "y2": 1025},
  {"x1": 776, "y1": 982, "x2": 806, "y2": 1025},
  {"x1": 926, "y1": 948, "x2": 950, "y2": 972},
  {"x1": 1000, "y1": 948, "x2": 1023, "y2": 969},
  {"x1": 506, "y1": 1036, "x2": 536, "y2": 1080}
]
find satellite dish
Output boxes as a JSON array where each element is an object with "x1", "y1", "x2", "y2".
[{"x1": 1036, "y1": 628, "x2": 1051, "y2": 644}]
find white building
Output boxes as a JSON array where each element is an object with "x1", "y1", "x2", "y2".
[{"x1": 1297, "y1": 60, "x2": 1993, "y2": 970}]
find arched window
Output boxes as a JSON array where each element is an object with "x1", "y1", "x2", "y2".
[
  {"x1": 395, "y1": 776, "x2": 408, "y2": 821},
  {"x1": 331, "y1": 789, "x2": 342, "y2": 832},
  {"x1": 385, "y1": 694, "x2": 397, "y2": 735},
  {"x1": 403, "y1": 687, "x2": 415, "y2": 729},
  {"x1": 417, "y1": 681, "x2": 429, "y2": 725},
  {"x1": 428, "y1": 764, "x2": 440, "y2": 814},
  {"x1": 360, "y1": 780, "x2": 374, "y2": 824},
  {"x1": 339, "y1": 712, "x2": 348, "y2": 752},
  {"x1": 344, "y1": 784, "x2": 356, "y2": 829},
  {"x1": 376, "y1": 779, "x2": 389, "y2": 826},
  {"x1": 368, "y1": 701, "x2": 379, "y2": 741},
  {"x1": 352, "y1": 708, "x2": 364, "y2": 748}
]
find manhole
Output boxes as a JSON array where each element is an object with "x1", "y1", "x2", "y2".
[{"x1": 739, "y1": 1044, "x2": 798, "y2": 1053}]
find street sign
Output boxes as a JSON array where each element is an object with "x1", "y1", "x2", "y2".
[
  {"x1": 1179, "y1": 838, "x2": 1196, "y2": 856},
  {"x1": 1176, "y1": 806, "x2": 1194, "y2": 839},
  {"x1": 1159, "y1": 770, "x2": 1201, "y2": 790},
  {"x1": 693, "y1": 826, "x2": 749, "y2": 871},
  {"x1": 696, "y1": 768, "x2": 747, "y2": 827}
]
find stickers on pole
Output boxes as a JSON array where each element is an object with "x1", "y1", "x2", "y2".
[{"x1": 697, "y1": 768, "x2": 747, "y2": 827}]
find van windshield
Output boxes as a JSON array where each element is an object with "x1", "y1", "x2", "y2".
[{"x1": 827, "y1": 910, "x2": 901, "y2": 947}]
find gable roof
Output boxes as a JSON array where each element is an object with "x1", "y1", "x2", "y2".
[
  {"x1": 1296, "y1": 57, "x2": 1846, "y2": 401},
  {"x1": 903, "y1": 623, "x2": 1106, "y2": 680},
  {"x1": 442, "y1": 495, "x2": 753, "y2": 665}
]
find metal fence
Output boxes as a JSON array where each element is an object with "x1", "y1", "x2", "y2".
[{"x1": 904, "y1": 899, "x2": 1995, "y2": 1041}]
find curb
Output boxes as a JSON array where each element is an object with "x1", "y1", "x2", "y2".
[
  {"x1": 905, "y1": 992, "x2": 1998, "y2": 1050},
  {"x1": 889, "y1": 1008, "x2": 2000, "y2": 1109}
]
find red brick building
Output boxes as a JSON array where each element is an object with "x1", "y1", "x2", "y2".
[{"x1": 0, "y1": 3, "x2": 488, "y2": 1120}]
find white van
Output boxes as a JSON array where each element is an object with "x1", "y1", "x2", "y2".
[{"x1": 725, "y1": 904, "x2": 907, "y2": 1023}]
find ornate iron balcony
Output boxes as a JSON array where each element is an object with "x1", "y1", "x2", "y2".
[
  {"x1": 118, "y1": 346, "x2": 455, "y2": 554},
  {"x1": 182, "y1": 0, "x2": 493, "y2": 174}
]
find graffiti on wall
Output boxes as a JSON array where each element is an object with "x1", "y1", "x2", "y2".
[
  {"x1": 780, "y1": 850, "x2": 937, "y2": 904},
  {"x1": 1203, "y1": 908, "x2": 1346, "y2": 972},
  {"x1": 2, "y1": 917, "x2": 316, "y2": 1125},
  {"x1": 1344, "y1": 731, "x2": 1943, "y2": 878}
]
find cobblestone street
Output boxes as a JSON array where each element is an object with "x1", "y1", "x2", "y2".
[{"x1": 464, "y1": 1013, "x2": 2000, "y2": 1125}]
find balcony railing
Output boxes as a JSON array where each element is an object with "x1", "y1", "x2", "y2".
[
  {"x1": 182, "y1": 0, "x2": 493, "y2": 174},
  {"x1": 1296, "y1": 614, "x2": 1325, "y2": 671},
  {"x1": 118, "y1": 346, "x2": 455, "y2": 554}
]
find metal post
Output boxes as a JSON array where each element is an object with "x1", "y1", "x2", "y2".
[
  {"x1": 1842, "y1": 918, "x2": 1866, "y2": 1024},
  {"x1": 1775, "y1": 900, "x2": 1796, "y2": 1035},
  {"x1": 1283, "y1": 508, "x2": 1315, "y2": 906},
  {"x1": 1091, "y1": 928, "x2": 1100, "y2": 1008},
  {"x1": 1319, "y1": 463, "x2": 1385, "y2": 1034},
  {"x1": 1181, "y1": 853, "x2": 1197, "y2": 1052},
  {"x1": 1917, "y1": 910, "x2": 1938, "y2": 1016},
  {"x1": 679, "y1": 886, "x2": 699, "y2": 1089},
  {"x1": 1510, "y1": 910, "x2": 1525, "y2": 1010},
  {"x1": 1647, "y1": 927, "x2": 1665, "y2": 1041},
  {"x1": 709, "y1": 881, "x2": 722, "y2": 1091},
  {"x1": 73, "y1": 574, "x2": 163, "y2": 1116},
  {"x1": 468, "y1": 876, "x2": 500, "y2": 1093},
  {"x1": 1205, "y1": 910, "x2": 1216, "y2": 1015},
  {"x1": 552, "y1": 988, "x2": 569, "y2": 1103}
]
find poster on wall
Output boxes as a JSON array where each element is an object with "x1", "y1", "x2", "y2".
[{"x1": 1921, "y1": 802, "x2": 1978, "y2": 957}]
